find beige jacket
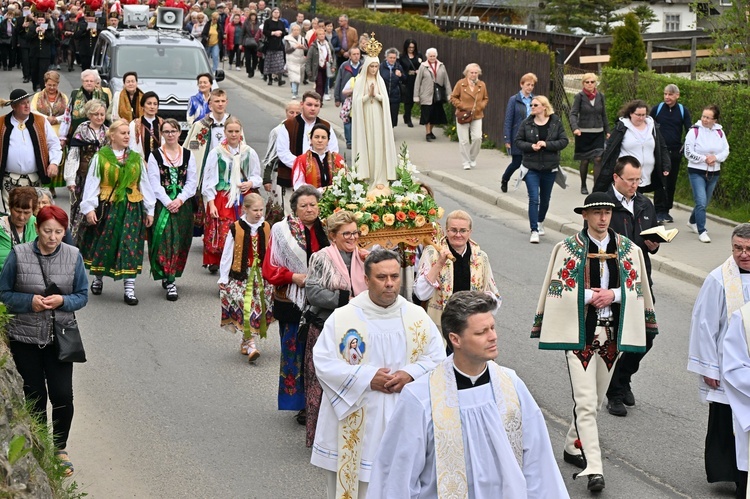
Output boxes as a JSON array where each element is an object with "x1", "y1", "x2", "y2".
[{"x1": 413, "y1": 60, "x2": 452, "y2": 105}]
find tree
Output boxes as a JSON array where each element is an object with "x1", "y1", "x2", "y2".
[
  {"x1": 540, "y1": 0, "x2": 629, "y2": 34},
  {"x1": 631, "y1": 4, "x2": 657, "y2": 33},
  {"x1": 590, "y1": 0, "x2": 630, "y2": 35},
  {"x1": 609, "y1": 12, "x2": 647, "y2": 71},
  {"x1": 692, "y1": 0, "x2": 750, "y2": 84}
]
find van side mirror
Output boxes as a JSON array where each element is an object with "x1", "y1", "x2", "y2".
[{"x1": 215, "y1": 69, "x2": 225, "y2": 82}]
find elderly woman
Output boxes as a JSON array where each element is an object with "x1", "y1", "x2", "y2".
[
  {"x1": 501, "y1": 73, "x2": 536, "y2": 193},
  {"x1": 292, "y1": 123, "x2": 346, "y2": 190},
  {"x1": 514, "y1": 95, "x2": 569, "y2": 244},
  {"x1": 413, "y1": 47, "x2": 451, "y2": 142},
  {"x1": 0, "y1": 205, "x2": 88, "y2": 477},
  {"x1": 303, "y1": 209, "x2": 367, "y2": 446},
  {"x1": 187, "y1": 72, "x2": 213, "y2": 125},
  {"x1": 202, "y1": 12, "x2": 223, "y2": 74},
  {"x1": 0, "y1": 187, "x2": 38, "y2": 271},
  {"x1": 414, "y1": 210, "x2": 500, "y2": 332},
  {"x1": 63, "y1": 99, "x2": 108, "y2": 243},
  {"x1": 570, "y1": 73, "x2": 610, "y2": 194},
  {"x1": 283, "y1": 24, "x2": 307, "y2": 100},
  {"x1": 128, "y1": 91, "x2": 163, "y2": 163},
  {"x1": 262, "y1": 7, "x2": 287, "y2": 87},
  {"x1": 262, "y1": 184, "x2": 329, "y2": 424},
  {"x1": 449, "y1": 63, "x2": 489, "y2": 171},
  {"x1": 191, "y1": 12, "x2": 206, "y2": 39},
  {"x1": 594, "y1": 99, "x2": 670, "y2": 195},
  {"x1": 78, "y1": 119, "x2": 155, "y2": 306},
  {"x1": 684, "y1": 105, "x2": 730, "y2": 243},
  {"x1": 111, "y1": 71, "x2": 144, "y2": 123},
  {"x1": 59, "y1": 69, "x2": 111, "y2": 144},
  {"x1": 31, "y1": 70, "x2": 69, "y2": 189}
]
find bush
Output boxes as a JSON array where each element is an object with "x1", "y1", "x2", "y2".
[
  {"x1": 446, "y1": 30, "x2": 550, "y2": 54},
  {"x1": 298, "y1": 4, "x2": 441, "y2": 34},
  {"x1": 609, "y1": 13, "x2": 647, "y2": 71}
]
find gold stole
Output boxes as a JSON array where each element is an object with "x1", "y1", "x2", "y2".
[
  {"x1": 722, "y1": 255, "x2": 746, "y2": 320},
  {"x1": 429, "y1": 358, "x2": 522, "y2": 498},
  {"x1": 333, "y1": 303, "x2": 429, "y2": 499}
]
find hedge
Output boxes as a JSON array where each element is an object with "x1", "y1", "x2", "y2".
[{"x1": 600, "y1": 68, "x2": 750, "y2": 222}]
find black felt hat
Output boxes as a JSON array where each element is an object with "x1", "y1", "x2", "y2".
[
  {"x1": 574, "y1": 192, "x2": 616, "y2": 214},
  {"x1": 6, "y1": 89, "x2": 34, "y2": 106}
]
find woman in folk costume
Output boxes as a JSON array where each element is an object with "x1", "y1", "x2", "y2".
[
  {"x1": 201, "y1": 117, "x2": 262, "y2": 273},
  {"x1": 63, "y1": 99, "x2": 108, "y2": 243},
  {"x1": 351, "y1": 35, "x2": 398, "y2": 190},
  {"x1": 146, "y1": 119, "x2": 197, "y2": 302},
  {"x1": 186, "y1": 72, "x2": 212, "y2": 125},
  {"x1": 303, "y1": 210, "x2": 367, "y2": 447},
  {"x1": 79, "y1": 119, "x2": 156, "y2": 306},
  {"x1": 111, "y1": 71, "x2": 144, "y2": 123},
  {"x1": 218, "y1": 193, "x2": 274, "y2": 363},
  {"x1": 59, "y1": 69, "x2": 111, "y2": 143},
  {"x1": 291, "y1": 123, "x2": 346, "y2": 190},
  {"x1": 262, "y1": 185, "x2": 329, "y2": 423},
  {"x1": 128, "y1": 91, "x2": 163, "y2": 165}
]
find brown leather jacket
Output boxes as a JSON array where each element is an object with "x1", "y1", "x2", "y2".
[{"x1": 449, "y1": 78, "x2": 489, "y2": 120}]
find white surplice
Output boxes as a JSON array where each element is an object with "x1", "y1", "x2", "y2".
[
  {"x1": 720, "y1": 308, "x2": 750, "y2": 472},
  {"x1": 310, "y1": 293, "x2": 446, "y2": 482},
  {"x1": 687, "y1": 267, "x2": 750, "y2": 403},
  {"x1": 367, "y1": 362, "x2": 569, "y2": 499}
]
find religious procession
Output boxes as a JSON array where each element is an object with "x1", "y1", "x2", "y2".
[{"x1": 0, "y1": 0, "x2": 746, "y2": 497}]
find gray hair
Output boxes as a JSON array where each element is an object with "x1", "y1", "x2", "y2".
[
  {"x1": 425, "y1": 47, "x2": 438, "y2": 57},
  {"x1": 441, "y1": 291, "x2": 497, "y2": 344},
  {"x1": 385, "y1": 47, "x2": 399, "y2": 58},
  {"x1": 35, "y1": 187, "x2": 54, "y2": 205},
  {"x1": 289, "y1": 184, "x2": 321, "y2": 213},
  {"x1": 83, "y1": 98, "x2": 107, "y2": 117},
  {"x1": 339, "y1": 14, "x2": 348, "y2": 21},
  {"x1": 463, "y1": 63, "x2": 481, "y2": 76},
  {"x1": 664, "y1": 84, "x2": 680, "y2": 94},
  {"x1": 80, "y1": 69, "x2": 101, "y2": 83},
  {"x1": 364, "y1": 248, "x2": 401, "y2": 276},
  {"x1": 732, "y1": 223, "x2": 750, "y2": 240}
]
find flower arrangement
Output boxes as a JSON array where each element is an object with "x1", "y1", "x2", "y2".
[{"x1": 318, "y1": 143, "x2": 444, "y2": 236}]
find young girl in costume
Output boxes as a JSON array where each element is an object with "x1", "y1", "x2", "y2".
[{"x1": 218, "y1": 193, "x2": 274, "y2": 362}]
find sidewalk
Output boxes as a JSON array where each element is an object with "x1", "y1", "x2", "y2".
[{"x1": 224, "y1": 70, "x2": 734, "y2": 288}]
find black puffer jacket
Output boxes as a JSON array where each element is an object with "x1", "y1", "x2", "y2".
[{"x1": 514, "y1": 113, "x2": 569, "y2": 172}]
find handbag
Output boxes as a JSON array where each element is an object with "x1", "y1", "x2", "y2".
[
  {"x1": 35, "y1": 253, "x2": 86, "y2": 363},
  {"x1": 455, "y1": 85, "x2": 478, "y2": 125},
  {"x1": 92, "y1": 177, "x2": 118, "y2": 226},
  {"x1": 433, "y1": 83, "x2": 446, "y2": 104},
  {"x1": 243, "y1": 36, "x2": 257, "y2": 50}
]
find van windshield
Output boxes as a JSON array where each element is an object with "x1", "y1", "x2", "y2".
[{"x1": 114, "y1": 46, "x2": 210, "y2": 79}]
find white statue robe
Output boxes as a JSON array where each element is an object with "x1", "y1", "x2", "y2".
[
  {"x1": 687, "y1": 265, "x2": 750, "y2": 404},
  {"x1": 366, "y1": 360, "x2": 569, "y2": 499},
  {"x1": 720, "y1": 307, "x2": 750, "y2": 473},
  {"x1": 310, "y1": 293, "x2": 446, "y2": 482}
]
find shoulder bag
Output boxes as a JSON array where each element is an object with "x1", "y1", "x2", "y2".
[
  {"x1": 456, "y1": 88, "x2": 477, "y2": 125},
  {"x1": 36, "y1": 252, "x2": 86, "y2": 363}
]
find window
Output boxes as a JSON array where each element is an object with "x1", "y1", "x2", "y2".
[
  {"x1": 719, "y1": 0, "x2": 732, "y2": 5},
  {"x1": 665, "y1": 14, "x2": 680, "y2": 32}
]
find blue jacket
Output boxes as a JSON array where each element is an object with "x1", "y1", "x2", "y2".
[
  {"x1": 504, "y1": 92, "x2": 532, "y2": 156},
  {"x1": 380, "y1": 61, "x2": 407, "y2": 103}
]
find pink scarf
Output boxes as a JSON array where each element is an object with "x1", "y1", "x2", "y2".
[{"x1": 321, "y1": 245, "x2": 367, "y2": 297}]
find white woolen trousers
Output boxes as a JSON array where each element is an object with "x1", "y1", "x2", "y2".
[
  {"x1": 456, "y1": 118, "x2": 483, "y2": 168},
  {"x1": 325, "y1": 470, "x2": 369, "y2": 499}
]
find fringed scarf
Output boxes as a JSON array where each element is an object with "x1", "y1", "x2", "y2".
[
  {"x1": 270, "y1": 215, "x2": 311, "y2": 310},
  {"x1": 34, "y1": 91, "x2": 67, "y2": 118},
  {"x1": 217, "y1": 140, "x2": 252, "y2": 208},
  {"x1": 95, "y1": 146, "x2": 143, "y2": 203},
  {"x1": 118, "y1": 89, "x2": 143, "y2": 122},
  {"x1": 314, "y1": 245, "x2": 367, "y2": 297}
]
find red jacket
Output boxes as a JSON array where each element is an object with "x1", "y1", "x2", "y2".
[{"x1": 224, "y1": 22, "x2": 242, "y2": 50}]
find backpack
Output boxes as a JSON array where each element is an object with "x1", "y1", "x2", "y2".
[
  {"x1": 692, "y1": 126, "x2": 724, "y2": 139},
  {"x1": 656, "y1": 102, "x2": 684, "y2": 119}
]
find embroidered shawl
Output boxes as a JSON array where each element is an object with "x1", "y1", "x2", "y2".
[
  {"x1": 269, "y1": 215, "x2": 311, "y2": 310},
  {"x1": 117, "y1": 89, "x2": 143, "y2": 122}
]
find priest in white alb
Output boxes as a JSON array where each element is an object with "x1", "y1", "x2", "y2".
[
  {"x1": 367, "y1": 291, "x2": 569, "y2": 499},
  {"x1": 311, "y1": 248, "x2": 446, "y2": 499}
]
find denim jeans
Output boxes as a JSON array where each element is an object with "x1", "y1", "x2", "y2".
[
  {"x1": 291, "y1": 82, "x2": 299, "y2": 97},
  {"x1": 502, "y1": 154, "x2": 523, "y2": 182},
  {"x1": 688, "y1": 170, "x2": 720, "y2": 234},
  {"x1": 206, "y1": 44, "x2": 219, "y2": 73},
  {"x1": 344, "y1": 122, "x2": 352, "y2": 147},
  {"x1": 524, "y1": 169, "x2": 557, "y2": 232}
]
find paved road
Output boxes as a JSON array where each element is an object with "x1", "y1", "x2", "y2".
[{"x1": 0, "y1": 70, "x2": 738, "y2": 498}]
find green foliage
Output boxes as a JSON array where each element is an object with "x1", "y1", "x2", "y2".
[
  {"x1": 601, "y1": 68, "x2": 750, "y2": 221},
  {"x1": 609, "y1": 13, "x2": 647, "y2": 71},
  {"x1": 691, "y1": 0, "x2": 750, "y2": 83},
  {"x1": 299, "y1": 3, "x2": 441, "y2": 34},
  {"x1": 540, "y1": 0, "x2": 628, "y2": 35},
  {"x1": 631, "y1": 4, "x2": 657, "y2": 33},
  {"x1": 7, "y1": 434, "x2": 31, "y2": 465},
  {"x1": 446, "y1": 30, "x2": 549, "y2": 54}
]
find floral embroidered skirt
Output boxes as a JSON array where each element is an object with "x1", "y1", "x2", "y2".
[
  {"x1": 69, "y1": 169, "x2": 89, "y2": 245},
  {"x1": 304, "y1": 323, "x2": 324, "y2": 447},
  {"x1": 80, "y1": 200, "x2": 145, "y2": 279},
  {"x1": 149, "y1": 201, "x2": 194, "y2": 281},
  {"x1": 203, "y1": 191, "x2": 238, "y2": 266},
  {"x1": 278, "y1": 320, "x2": 305, "y2": 411},
  {"x1": 220, "y1": 275, "x2": 274, "y2": 340}
]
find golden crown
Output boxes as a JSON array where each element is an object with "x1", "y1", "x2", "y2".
[{"x1": 363, "y1": 33, "x2": 382, "y2": 58}]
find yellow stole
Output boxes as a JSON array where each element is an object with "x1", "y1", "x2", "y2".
[
  {"x1": 722, "y1": 255, "x2": 746, "y2": 320},
  {"x1": 333, "y1": 302, "x2": 429, "y2": 499},
  {"x1": 429, "y1": 357, "x2": 522, "y2": 498}
]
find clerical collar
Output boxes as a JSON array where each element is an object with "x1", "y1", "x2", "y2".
[
  {"x1": 587, "y1": 231, "x2": 610, "y2": 249},
  {"x1": 454, "y1": 365, "x2": 490, "y2": 390}
]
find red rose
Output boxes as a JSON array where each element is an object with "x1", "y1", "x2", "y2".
[
  {"x1": 623, "y1": 261, "x2": 632, "y2": 270},
  {"x1": 566, "y1": 260, "x2": 576, "y2": 270},
  {"x1": 396, "y1": 211, "x2": 407, "y2": 222},
  {"x1": 626, "y1": 278, "x2": 633, "y2": 288},
  {"x1": 561, "y1": 269, "x2": 570, "y2": 279},
  {"x1": 371, "y1": 214, "x2": 380, "y2": 223},
  {"x1": 408, "y1": 210, "x2": 417, "y2": 220},
  {"x1": 428, "y1": 208, "x2": 436, "y2": 216},
  {"x1": 630, "y1": 269, "x2": 636, "y2": 279},
  {"x1": 566, "y1": 278, "x2": 576, "y2": 288}
]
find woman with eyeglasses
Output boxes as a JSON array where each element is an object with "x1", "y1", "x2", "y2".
[
  {"x1": 515, "y1": 96, "x2": 569, "y2": 244},
  {"x1": 303, "y1": 209, "x2": 367, "y2": 447},
  {"x1": 414, "y1": 210, "x2": 500, "y2": 331},
  {"x1": 570, "y1": 73, "x2": 609, "y2": 194},
  {"x1": 594, "y1": 99, "x2": 670, "y2": 197},
  {"x1": 683, "y1": 105, "x2": 729, "y2": 243},
  {"x1": 146, "y1": 119, "x2": 197, "y2": 300},
  {"x1": 292, "y1": 123, "x2": 346, "y2": 190}
]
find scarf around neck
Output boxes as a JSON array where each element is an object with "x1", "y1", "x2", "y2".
[
  {"x1": 118, "y1": 89, "x2": 143, "y2": 122},
  {"x1": 582, "y1": 87, "x2": 597, "y2": 100},
  {"x1": 318, "y1": 245, "x2": 367, "y2": 297}
]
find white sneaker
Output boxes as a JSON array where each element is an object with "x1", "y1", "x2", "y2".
[
  {"x1": 537, "y1": 223, "x2": 545, "y2": 236},
  {"x1": 470, "y1": 160, "x2": 477, "y2": 168},
  {"x1": 463, "y1": 164, "x2": 471, "y2": 170},
  {"x1": 699, "y1": 231, "x2": 711, "y2": 243},
  {"x1": 236, "y1": 67, "x2": 242, "y2": 71},
  {"x1": 324, "y1": 94, "x2": 331, "y2": 101},
  {"x1": 530, "y1": 231, "x2": 540, "y2": 244},
  {"x1": 686, "y1": 222, "x2": 698, "y2": 234}
]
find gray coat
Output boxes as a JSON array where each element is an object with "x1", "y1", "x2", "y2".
[
  {"x1": 306, "y1": 39, "x2": 336, "y2": 83},
  {"x1": 569, "y1": 91, "x2": 610, "y2": 133},
  {"x1": 413, "y1": 60, "x2": 452, "y2": 105}
]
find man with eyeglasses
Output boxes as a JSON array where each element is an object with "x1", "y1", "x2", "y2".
[
  {"x1": 414, "y1": 210, "x2": 501, "y2": 334},
  {"x1": 601, "y1": 155, "x2": 661, "y2": 417},
  {"x1": 687, "y1": 223, "x2": 750, "y2": 489}
]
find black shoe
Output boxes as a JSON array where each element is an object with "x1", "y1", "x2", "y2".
[
  {"x1": 166, "y1": 283, "x2": 178, "y2": 302},
  {"x1": 161, "y1": 278, "x2": 168, "y2": 289},
  {"x1": 428, "y1": 132, "x2": 437, "y2": 139},
  {"x1": 295, "y1": 409, "x2": 306, "y2": 425},
  {"x1": 563, "y1": 450, "x2": 586, "y2": 469},
  {"x1": 587, "y1": 474, "x2": 605, "y2": 492},
  {"x1": 22, "y1": 78, "x2": 29, "y2": 83},
  {"x1": 426, "y1": 134, "x2": 433, "y2": 142},
  {"x1": 607, "y1": 398, "x2": 628, "y2": 417},
  {"x1": 208, "y1": 264, "x2": 219, "y2": 274},
  {"x1": 123, "y1": 293, "x2": 139, "y2": 306},
  {"x1": 581, "y1": 185, "x2": 589, "y2": 195},
  {"x1": 406, "y1": 121, "x2": 414, "y2": 128},
  {"x1": 501, "y1": 179, "x2": 508, "y2": 193},
  {"x1": 278, "y1": 79, "x2": 285, "y2": 86},
  {"x1": 622, "y1": 388, "x2": 635, "y2": 407},
  {"x1": 664, "y1": 213, "x2": 674, "y2": 223},
  {"x1": 267, "y1": 79, "x2": 273, "y2": 86},
  {"x1": 90, "y1": 279, "x2": 103, "y2": 295}
]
